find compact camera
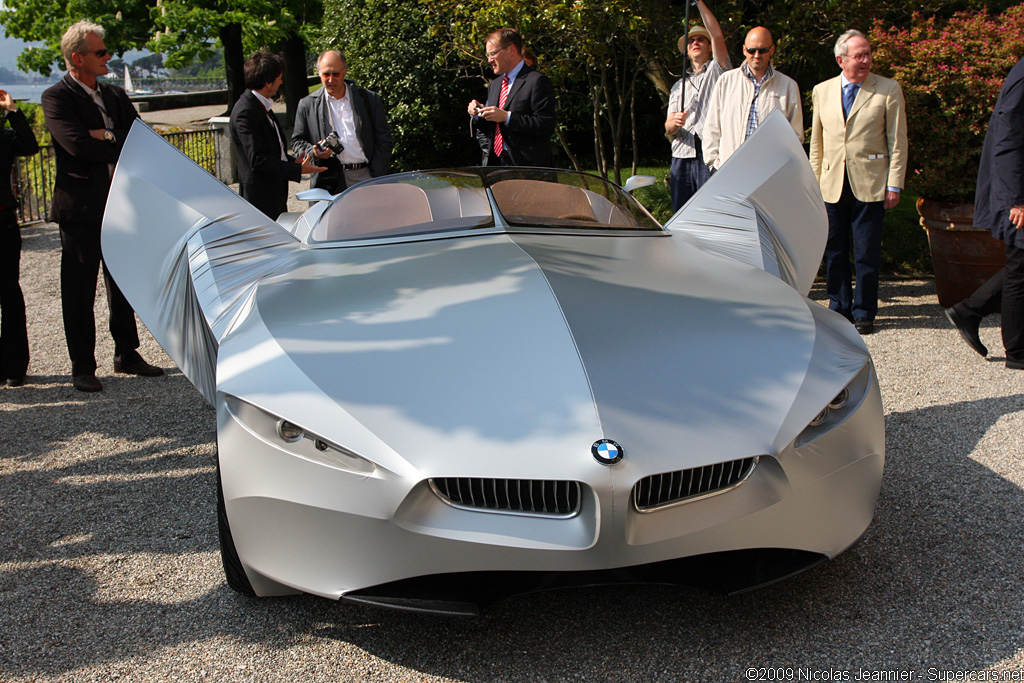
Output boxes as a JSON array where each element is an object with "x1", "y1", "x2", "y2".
[{"x1": 315, "y1": 131, "x2": 344, "y2": 155}]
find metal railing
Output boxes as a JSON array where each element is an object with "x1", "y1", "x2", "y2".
[{"x1": 12, "y1": 128, "x2": 220, "y2": 226}]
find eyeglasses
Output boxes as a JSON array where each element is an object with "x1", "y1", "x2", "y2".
[
  {"x1": 744, "y1": 46, "x2": 772, "y2": 55},
  {"x1": 486, "y1": 45, "x2": 509, "y2": 59},
  {"x1": 81, "y1": 49, "x2": 109, "y2": 58},
  {"x1": 844, "y1": 52, "x2": 872, "y2": 62},
  {"x1": 687, "y1": 37, "x2": 709, "y2": 45}
]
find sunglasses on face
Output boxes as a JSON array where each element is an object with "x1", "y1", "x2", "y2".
[
  {"x1": 81, "y1": 49, "x2": 109, "y2": 57},
  {"x1": 744, "y1": 46, "x2": 772, "y2": 55}
]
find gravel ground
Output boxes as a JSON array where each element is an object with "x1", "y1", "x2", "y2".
[{"x1": 2, "y1": 218, "x2": 1023, "y2": 681}]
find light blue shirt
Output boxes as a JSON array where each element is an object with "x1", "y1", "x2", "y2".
[{"x1": 501, "y1": 59, "x2": 526, "y2": 125}]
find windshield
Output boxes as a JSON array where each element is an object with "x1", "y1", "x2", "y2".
[{"x1": 308, "y1": 168, "x2": 662, "y2": 244}]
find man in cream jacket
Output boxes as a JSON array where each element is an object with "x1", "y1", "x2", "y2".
[
  {"x1": 702, "y1": 26, "x2": 803, "y2": 171},
  {"x1": 810, "y1": 29, "x2": 907, "y2": 335}
]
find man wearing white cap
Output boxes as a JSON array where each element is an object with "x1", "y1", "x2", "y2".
[{"x1": 664, "y1": 0, "x2": 730, "y2": 212}]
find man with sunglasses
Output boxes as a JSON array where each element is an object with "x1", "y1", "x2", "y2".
[
  {"x1": 42, "y1": 21, "x2": 164, "y2": 393},
  {"x1": 664, "y1": 0, "x2": 730, "y2": 211},
  {"x1": 466, "y1": 28, "x2": 556, "y2": 167},
  {"x1": 810, "y1": 30, "x2": 907, "y2": 335},
  {"x1": 702, "y1": 26, "x2": 803, "y2": 171}
]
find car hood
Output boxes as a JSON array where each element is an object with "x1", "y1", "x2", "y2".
[{"x1": 218, "y1": 232, "x2": 868, "y2": 477}]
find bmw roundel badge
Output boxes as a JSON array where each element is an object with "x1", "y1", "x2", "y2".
[{"x1": 592, "y1": 439, "x2": 624, "y2": 465}]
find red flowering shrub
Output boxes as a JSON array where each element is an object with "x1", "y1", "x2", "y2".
[{"x1": 871, "y1": 6, "x2": 1024, "y2": 202}]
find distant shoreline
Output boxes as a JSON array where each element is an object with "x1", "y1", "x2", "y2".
[{"x1": 0, "y1": 83, "x2": 54, "y2": 103}]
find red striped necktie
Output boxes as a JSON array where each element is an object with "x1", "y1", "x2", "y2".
[{"x1": 493, "y1": 76, "x2": 510, "y2": 157}]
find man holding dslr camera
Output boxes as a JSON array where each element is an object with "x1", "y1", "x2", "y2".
[{"x1": 292, "y1": 50, "x2": 393, "y2": 194}]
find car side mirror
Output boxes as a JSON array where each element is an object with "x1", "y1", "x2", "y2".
[
  {"x1": 623, "y1": 175, "x2": 657, "y2": 193},
  {"x1": 296, "y1": 188, "x2": 335, "y2": 203}
]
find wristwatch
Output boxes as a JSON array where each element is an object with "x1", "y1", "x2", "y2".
[{"x1": 103, "y1": 129, "x2": 115, "y2": 143}]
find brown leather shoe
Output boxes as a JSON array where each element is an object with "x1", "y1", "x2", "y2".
[
  {"x1": 73, "y1": 374, "x2": 103, "y2": 392},
  {"x1": 113, "y1": 357, "x2": 164, "y2": 377}
]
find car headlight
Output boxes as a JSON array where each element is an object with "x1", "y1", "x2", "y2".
[
  {"x1": 278, "y1": 420, "x2": 304, "y2": 442},
  {"x1": 796, "y1": 365, "x2": 870, "y2": 446},
  {"x1": 226, "y1": 396, "x2": 375, "y2": 475}
]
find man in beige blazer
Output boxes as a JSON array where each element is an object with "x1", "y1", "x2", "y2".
[{"x1": 810, "y1": 29, "x2": 907, "y2": 335}]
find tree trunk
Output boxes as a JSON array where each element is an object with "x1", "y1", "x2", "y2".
[
  {"x1": 556, "y1": 126, "x2": 581, "y2": 171},
  {"x1": 589, "y1": 65, "x2": 606, "y2": 177},
  {"x1": 277, "y1": 32, "x2": 309, "y2": 130},
  {"x1": 631, "y1": 81, "x2": 638, "y2": 178},
  {"x1": 220, "y1": 23, "x2": 245, "y2": 116}
]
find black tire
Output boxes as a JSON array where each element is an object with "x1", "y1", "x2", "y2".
[{"x1": 217, "y1": 463, "x2": 256, "y2": 596}]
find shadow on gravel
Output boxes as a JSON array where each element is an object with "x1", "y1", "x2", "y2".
[
  {"x1": 2, "y1": 382, "x2": 1022, "y2": 678},
  {"x1": 810, "y1": 278, "x2": 1006, "y2": 334},
  {"x1": 18, "y1": 222, "x2": 60, "y2": 254}
]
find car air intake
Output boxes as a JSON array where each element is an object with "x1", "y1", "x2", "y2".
[
  {"x1": 633, "y1": 457, "x2": 759, "y2": 512},
  {"x1": 430, "y1": 478, "x2": 582, "y2": 517}
]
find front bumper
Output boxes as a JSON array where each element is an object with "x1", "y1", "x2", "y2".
[{"x1": 217, "y1": 364, "x2": 884, "y2": 609}]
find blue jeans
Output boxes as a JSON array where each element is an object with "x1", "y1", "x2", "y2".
[
  {"x1": 824, "y1": 178, "x2": 885, "y2": 322},
  {"x1": 669, "y1": 137, "x2": 712, "y2": 212}
]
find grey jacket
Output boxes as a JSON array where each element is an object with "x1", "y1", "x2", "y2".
[{"x1": 291, "y1": 82, "x2": 392, "y2": 193}]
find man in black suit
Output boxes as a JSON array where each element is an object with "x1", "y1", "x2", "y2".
[
  {"x1": 42, "y1": 20, "x2": 163, "y2": 393},
  {"x1": 467, "y1": 28, "x2": 556, "y2": 167},
  {"x1": 230, "y1": 51, "x2": 325, "y2": 218},
  {"x1": 291, "y1": 50, "x2": 392, "y2": 194},
  {"x1": 0, "y1": 88, "x2": 39, "y2": 387},
  {"x1": 946, "y1": 56, "x2": 1024, "y2": 370}
]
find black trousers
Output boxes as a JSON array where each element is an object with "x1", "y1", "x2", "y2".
[
  {"x1": 1004, "y1": 243, "x2": 1024, "y2": 361},
  {"x1": 0, "y1": 208, "x2": 29, "y2": 380},
  {"x1": 961, "y1": 243, "x2": 1024, "y2": 361},
  {"x1": 59, "y1": 221, "x2": 141, "y2": 376}
]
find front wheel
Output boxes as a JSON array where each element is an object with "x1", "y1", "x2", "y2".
[{"x1": 217, "y1": 462, "x2": 256, "y2": 596}]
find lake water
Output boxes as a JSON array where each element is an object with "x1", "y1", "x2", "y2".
[{"x1": 0, "y1": 84, "x2": 53, "y2": 103}]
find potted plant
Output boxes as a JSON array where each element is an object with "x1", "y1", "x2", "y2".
[{"x1": 870, "y1": 7, "x2": 1024, "y2": 305}]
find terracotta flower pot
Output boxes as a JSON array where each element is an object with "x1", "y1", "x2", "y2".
[{"x1": 917, "y1": 197, "x2": 1005, "y2": 307}]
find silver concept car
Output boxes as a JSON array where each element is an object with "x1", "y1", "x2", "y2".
[{"x1": 102, "y1": 112, "x2": 884, "y2": 614}]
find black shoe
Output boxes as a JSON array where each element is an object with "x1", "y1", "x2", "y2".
[
  {"x1": 73, "y1": 374, "x2": 103, "y2": 392},
  {"x1": 1007, "y1": 358, "x2": 1024, "y2": 370},
  {"x1": 854, "y1": 319, "x2": 874, "y2": 335},
  {"x1": 944, "y1": 306, "x2": 987, "y2": 357},
  {"x1": 6, "y1": 376, "x2": 26, "y2": 387},
  {"x1": 114, "y1": 357, "x2": 164, "y2": 377}
]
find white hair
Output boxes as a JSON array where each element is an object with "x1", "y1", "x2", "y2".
[
  {"x1": 834, "y1": 29, "x2": 867, "y2": 58},
  {"x1": 61, "y1": 20, "x2": 106, "y2": 70}
]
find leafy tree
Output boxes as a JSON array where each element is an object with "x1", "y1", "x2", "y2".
[
  {"x1": 1, "y1": 0, "x2": 321, "y2": 119},
  {"x1": 0, "y1": 0, "x2": 153, "y2": 75},
  {"x1": 150, "y1": 0, "x2": 322, "y2": 120},
  {"x1": 131, "y1": 52, "x2": 165, "y2": 76}
]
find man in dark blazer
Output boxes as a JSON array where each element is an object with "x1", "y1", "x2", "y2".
[
  {"x1": 230, "y1": 51, "x2": 325, "y2": 218},
  {"x1": 945, "y1": 55, "x2": 1024, "y2": 370},
  {"x1": 291, "y1": 50, "x2": 392, "y2": 194},
  {"x1": 0, "y1": 88, "x2": 39, "y2": 387},
  {"x1": 467, "y1": 28, "x2": 556, "y2": 167},
  {"x1": 42, "y1": 20, "x2": 163, "y2": 393}
]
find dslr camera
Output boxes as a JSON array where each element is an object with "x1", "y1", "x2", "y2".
[{"x1": 315, "y1": 131, "x2": 344, "y2": 155}]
